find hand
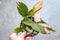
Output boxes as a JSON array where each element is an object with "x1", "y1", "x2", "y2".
[{"x1": 9, "y1": 32, "x2": 32, "y2": 40}]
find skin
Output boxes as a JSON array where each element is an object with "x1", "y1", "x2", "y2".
[{"x1": 9, "y1": 32, "x2": 32, "y2": 40}]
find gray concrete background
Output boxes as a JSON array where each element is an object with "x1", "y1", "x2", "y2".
[{"x1": 0, "y1": 0, "x2": 60, "y2": 40}]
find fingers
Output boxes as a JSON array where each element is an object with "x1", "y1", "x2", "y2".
[
  {"x1": 10, "y1": 32, "x2": 26, "y2": 39},
  {"x1": 19, "y1": 32, "x2": 26, "y2": 38},
  {"x1": 9, "y1": 32, "x2": 32, "y2": 40},
  {"x1": 9, "y1": 33, "x2": 18, "y2": 40},
  {"x1": 25, "y1": 36, "x2": 32, "y2": 40},
  {"x1": 10, "y1": 33, "x2": 18, "y2": 37}
]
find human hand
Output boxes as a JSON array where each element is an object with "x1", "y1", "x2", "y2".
[{"x1": 9, "y1": 32, "x2": 32, "y2": 40}]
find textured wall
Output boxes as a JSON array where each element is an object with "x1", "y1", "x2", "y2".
[{"x1": 0, "y1": 0, "x2": 60, "y2": 40}]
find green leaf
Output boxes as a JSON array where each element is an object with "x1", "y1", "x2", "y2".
[
  {"x1": 46, "y1": 27, "x2": 56, "y2": 32},
  {"x1": 22, "y1": 17, "x2": 46, "y2": 34},
  {"x1": 13, "y1": 27, "x2": 22, "y2": 33},
  {"x1": 17, "y1": 2, "x2": 28, "y2": 17},
  {"x1": 28, "y1": 7, "x2": 37, "y2": 16},
  {"x1": 37, "y1": 18, "x2": 46, "y2": 24}
]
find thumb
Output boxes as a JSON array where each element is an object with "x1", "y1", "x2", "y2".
[
  {"x1": 19, "y1": 32, "x2": 26, "y2": 38},
  {"x1": 26, "y1": 37, "x2": 32, "y2": 40}
]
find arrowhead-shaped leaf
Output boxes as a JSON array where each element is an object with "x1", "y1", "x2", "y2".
[
  {"x1": 17, "y1": 2, "x2": 28, "y2": 17},
  {"x1": 22, "y1": 17, "x2": 46, "y2": 34}
]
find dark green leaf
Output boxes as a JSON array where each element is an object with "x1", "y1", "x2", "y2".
[
  {"x1": 17, "y1": 2, "x2": 28, "y2": 17},
  {"x1": 37, "y1": 18, "x2": 46, "y2": 24},
  {"x1": 46, "y1": 27, "x2": 56, "y2": 32},
  {"x1": 22, "y1": 17, "x2": 46, "y2": 34},
  {"x1": 13, "y1": 27, "x2": 22, "y2": 33}
]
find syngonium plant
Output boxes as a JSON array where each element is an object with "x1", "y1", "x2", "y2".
[{"x1": 13, "y1": 0, "x2": 56, "y2": 37}]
